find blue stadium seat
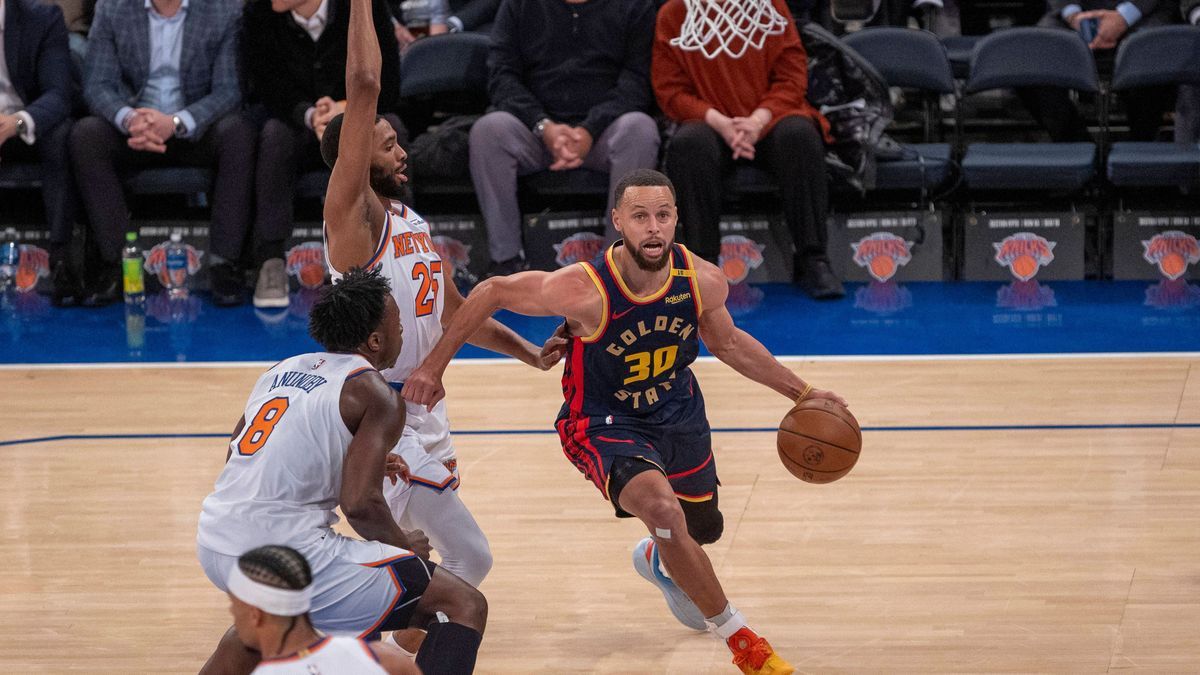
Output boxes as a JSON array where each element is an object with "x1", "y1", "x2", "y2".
[
  {"x1": 123, "y1": 168, "x2": 211, "y2": 195},
  {"x1": 1106, "y1": 26, "x2": 1200, "y2": 187},
  {"x1": 399, "y1": 32, "x2": 490, "y2": 99},
  {"x1": 843, "y1": 28, "x2": 956, "y2": 191},
  {"x1": 0, "y1": 163, "x2": 41, "y2": 189},
  {"x1": 296, "y1": 170, "x2": 330, "y2": 200},
  {"x1": 522, "y1": 168, "x2": 609, "y2": 197},
  {"x1": 962, "y1": 28, "x2": 1099, "y2": 192},
  {"x1": 941, "y1": 35, "x2": 979, "y2": 80}
]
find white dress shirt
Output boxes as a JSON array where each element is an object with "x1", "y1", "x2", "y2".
[
  {"x1": 114, "y1": 0, "x2": 197, "y2": 138},
  {"x1": 291, "y1": 0, "x2": 329, "y2": 42}
]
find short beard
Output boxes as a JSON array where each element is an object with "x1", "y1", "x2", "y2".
[
  {"x1": 369, "y1": 165, "x2": 406, "y2": 200},
  {"x1": 628, "y1": 241, "x2": 670, "y2": 272}
]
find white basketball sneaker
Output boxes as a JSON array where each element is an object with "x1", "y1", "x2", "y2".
[{"x1": 632, "y1": 537, "x2": 707, "y2": 630}]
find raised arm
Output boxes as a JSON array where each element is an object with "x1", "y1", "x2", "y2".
[
  {"x1": 323, "y1": 0, "x2": 389, "y2": 273},
  {"x1": 339, "y1": 372, "x2": 431, "y2": 557},
  {"x1": 402, "y1": 264, "x2": 602, "y2": 407},
  {"x1": 440, "y1": 261, "x2": 566, "y2": 370},
  {"x1": 694, "y1": 258, "x2": 845, "y2": 406}
]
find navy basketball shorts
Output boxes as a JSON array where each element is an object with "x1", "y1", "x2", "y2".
[{"x1": 556, "y1": 414, "x2": 719, "y2": 518}]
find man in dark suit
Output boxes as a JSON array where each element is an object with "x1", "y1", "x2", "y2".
[
  {"x1": 71, "y1": 0, "x2": 255, "y2": 307},
  {"x1": 241, "y1": 0, "x2": 402, "y2": 309},
  {"x1": 0, "y1": 0, "x2": 80, "y2": 304},
  {"x1": 1020, "y1": 0, "x2": 1178, "y2": 142}
]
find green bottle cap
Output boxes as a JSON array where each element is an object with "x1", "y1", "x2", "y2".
[{"x1": 126, "y1": 232, "x2": 137, "y2": 242}]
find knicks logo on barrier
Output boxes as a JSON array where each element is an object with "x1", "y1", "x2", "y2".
[
  {"x1": 851, "y1": 233, "x2": 913, "y2": 282},
  {"x1": 994, "y1": 232, "x2": 1055, "y2": 281},
  {"x1": 1142, "y1": 231, "x2": 1200, "y2": 280},
  {"x1": 432, "y1": 235, "x2": 471, "y2": 271},
  {"x1": 144, "y1": 241, "x2": 203, "y2": 287},
  {"x1": 1144, "y1": 278, "x2": 1200, "y2": 310},
  {"x1": 854, "y1": 280, "x2": 913, "y2": 315},
  {"x1": 719, "y1": 235, "x2": 765, "y2": 284},
  {"x1": 14, "y1": 245, "x2": 49, "y2": 293},
  {"x1": 554, "y1": 232, "x2": 605, "y2": 267},
  {"x1": 285, "y1": 242, "x2": 327, "y2": 289}
]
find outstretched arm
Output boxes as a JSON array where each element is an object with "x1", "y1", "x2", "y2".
[
  {"x1": 695, "y1": 260, "x2": 846, "y2": 406},
  {"x1": 339, "y1": 373, "x2": 431, "y2": 557},
  {"x1": 441, "y1": 262, "x2": 566, "y2": 370},
  {"x1": 402, "y1": 265, "x2": 601, "y2": 408},
  {"x1": 323, "y1": 0, "x2": 388, "y2": 273}
]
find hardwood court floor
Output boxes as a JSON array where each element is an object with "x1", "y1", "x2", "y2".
[{"x1": 1, "y1": 356, "x2": 1198, "y2": 673}]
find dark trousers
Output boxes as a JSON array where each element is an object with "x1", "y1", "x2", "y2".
[
  {"x1": 1017, "y1": 12, "x2": 1176, "y2": 142},
  {"x1": 2, "y1": 119, "x2": 78, "y2": 261},
  {"x1": 254, "y1": 113, "x2": 405, "y2": 265},
  {"x1": 663, "y1": 115, "x2": 829, "y2": 269},
  {"x1": 69, "y1": 113, "x2": 256, "y2": 264}
]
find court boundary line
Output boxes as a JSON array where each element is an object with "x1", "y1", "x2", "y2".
[
  {"x1": 2, "y1": 352, "x2": 1199, "y2": 370},
  {"x1": 3, "y1": 423, "x2": 1198, "y2": 448}
]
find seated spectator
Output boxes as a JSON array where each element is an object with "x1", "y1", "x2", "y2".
[
  {"x1": 469, "y1": 0, "x2": 660, "y2": 276},
  {"x1": 0, "y1": 0, "x2": 80, "y2": 304},
  {"x1": 1175, "y1": 0, "x2": 1200, "y2": 143},
  {"x1": 71, "y1": 0, "x2": 254, "y2": 307},
  {"x1": 653, "y1": 0, "x2": 844, "y2": 299},
  {"x1": 242, "y1": 0, "x2": 403, "y2": 308},
  {"x1": 387, "y1": 0, "x2": 449, "y2": 48},
  {"x1": 1019, "y1": 1, "x2": 1178, "y2": 142}
]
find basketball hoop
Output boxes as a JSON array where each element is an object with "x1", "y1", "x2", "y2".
[{"x1": 670, "y1": 0, "x2": 790, "y2": 60}]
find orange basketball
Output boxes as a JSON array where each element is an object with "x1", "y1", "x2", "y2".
[
  {"x1": 869, "y1": 256, "x2": 895, "y2": 280},
  {"x1": 721, "y1": 258, "x2": 746, "y2": 282},
  {"x1": 777, "y1": 398, "x2": 861, "y2": 484},
  {"x1": 1010, "y1": 255, "x2": 1037, "y2": 280},
  {"x1": 1160, "y1": 253, "x2": 1185, "y2": 279},
  {"x1": 298, "y1": 263, "x2": 325, "y2": 289}
]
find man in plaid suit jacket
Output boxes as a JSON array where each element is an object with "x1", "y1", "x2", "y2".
[{"x1": 70, "y1": 0, "x2": 254, "y2": 307}]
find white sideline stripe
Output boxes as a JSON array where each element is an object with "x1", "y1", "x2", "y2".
[{"x1": 2, "y1": 351, "x2": 1198, "y2": 370}]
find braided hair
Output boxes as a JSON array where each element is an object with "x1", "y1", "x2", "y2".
[{"x1": 237, "y1": 545, "x2": 314, "y2": 654}]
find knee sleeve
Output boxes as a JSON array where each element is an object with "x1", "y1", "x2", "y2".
[{"x1": 681, "y1": 496, "x2": 724, "y2": 545}]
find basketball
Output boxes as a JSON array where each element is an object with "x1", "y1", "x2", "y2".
[{"x1": 777, "y1": 398, "x2": 861, "y2": 483}]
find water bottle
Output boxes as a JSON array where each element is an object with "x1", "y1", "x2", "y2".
[
  {"x1": 122, "y1": 231, "x2": 145, "y2": 305},
  {"x1": 400, "y1": 0, "x2": 431, "y2": 37},
  {"x1": 0, "y1": 228, "x2": 19, "y2": 290},
  {"x1": 124, "y1": 301, "x2": 145, "y2": 357},
  {"x1": 165, "y1": 232, "x2": 189, "y2": 299}
]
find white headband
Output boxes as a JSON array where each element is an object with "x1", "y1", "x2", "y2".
[{"x1": 227, "y1": 564, "x2": 312, "y2": 616}]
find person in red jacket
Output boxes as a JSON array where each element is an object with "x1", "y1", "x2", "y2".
[{"x1": 653, "y1": 0, "x2": 844, "y2": 299}]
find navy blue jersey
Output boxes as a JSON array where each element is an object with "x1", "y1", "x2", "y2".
[{"x1": 557, "y1": 242, "x2": 705, "y2": 428}]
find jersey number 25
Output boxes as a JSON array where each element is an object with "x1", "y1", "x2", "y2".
[{"x1": 412, "y1": 261, "x2": 442, "y2": 317}]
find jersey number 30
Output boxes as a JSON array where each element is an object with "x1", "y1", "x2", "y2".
[
  {"x1": 412, "y1": 261, "x2": 443, "y2": 317},
  {"x1": 237, "y1": 397, "x2": 290, "y2": 456}
]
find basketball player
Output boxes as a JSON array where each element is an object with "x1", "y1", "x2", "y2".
[
  {"x1": 225, "y1": 545, "x2": 418, "y2": 675},
  {"x1": 403, "y1": 169, "x2": 848, "y2": 675},
  {"x1": 197, "y1": 268, "x2": 487, "y2": 675},
  {"x1": 318, "y1": 0, "x2": 565, "y2": 597}
]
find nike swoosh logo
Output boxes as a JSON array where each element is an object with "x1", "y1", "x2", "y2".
[{"x1": 611, "y1": 307, "x2": 636, "y2": 320}]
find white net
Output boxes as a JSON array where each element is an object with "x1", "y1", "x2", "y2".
[{"x1": 670, "y1": 0, "x2": 790, "y2": 60}]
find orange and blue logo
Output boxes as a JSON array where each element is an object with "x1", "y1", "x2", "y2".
[
  {"x1": 1145, "y1": 278, "x2": 1200, "y2": 310},
  {"x1": 1141, "y1": 231, "x2": 1200, "y2": 280},
  {"x1": 553, "y1": 232, "x2": 606, "y2": 267},
  {"x1": 994, "y1": 233, "x2": 1055, "y2": 281},
  {"x1": 996, "y1": 279, "x2": 1057, "y2": 310},
  {"x1": 719, "y1": 235, "x2": 765, "y2": 284},
  {"x1": 144, "y1": 240, "x2": 203, "y2": 287},
  {"x1": 285, "y1": 242, "x2": 327, "y2": 289},
  {"x1": 851, "y1": 233, "x2": 913, "y2": 282},
  {"x1": 14, "y1": 245, "x2": 49, "y2": 293},
  {"x1": 854, "y1": 280, "x2": 913, "y2": 315}
]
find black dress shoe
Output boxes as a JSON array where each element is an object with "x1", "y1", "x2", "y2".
[
  {"x1": 50, "y1": 260, "x2": 84, "y2": 307},
  {"x1": 797, "y1": 259, "x2": 846, "y2": 300},
  {"x1": 83, "y1": 262, "x2": 122, "y2": 307},
  {"x1": 209, "y1": 262, "x2": 245, "y2": 307}
]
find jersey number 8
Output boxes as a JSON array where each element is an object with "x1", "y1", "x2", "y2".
[{"x1": 237, "y1": 397, "x2": 290, "y2": 456}]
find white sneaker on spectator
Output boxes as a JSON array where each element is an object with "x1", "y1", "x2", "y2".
[{"x1": 253, "y1": 258, "x2": 289, "y2": 309}]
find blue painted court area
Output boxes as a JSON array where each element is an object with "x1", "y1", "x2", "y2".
[{"x1": 1, "y1": 280, "x2": 1198, "y2": 364}]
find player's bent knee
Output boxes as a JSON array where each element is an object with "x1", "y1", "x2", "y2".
[
  {"x1": 685, "y1": 505, "x2": 724, "y2": 545},
  {"x1": 453, "y1": 540, "x2": 493, "y2": 588},
  {"x1": 641, "y1": 499, "x2": 688, "y2": 542}
]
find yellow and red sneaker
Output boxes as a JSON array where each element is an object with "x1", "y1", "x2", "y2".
[{"x1": 726, "y1": 627, "x2": 794, "y2": 675}]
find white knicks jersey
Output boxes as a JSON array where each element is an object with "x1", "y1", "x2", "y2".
[
  {"x1": 325, "y1": 201, "x2": 453, "y2": 461},
  {"x1": 197, "y1": 353, "x2": 375, "y2": 556},
  {"x1": 251, "y1": 636, "x2": 387, "y2": 675}
]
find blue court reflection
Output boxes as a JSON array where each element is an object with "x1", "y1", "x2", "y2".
[{"x1": 1, "y1": 281, "x2": 1198, "y2": 364}]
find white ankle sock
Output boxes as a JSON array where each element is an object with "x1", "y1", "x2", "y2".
[{"x1": 706, "y1": 603, "x2": 748, "y2": 639}]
